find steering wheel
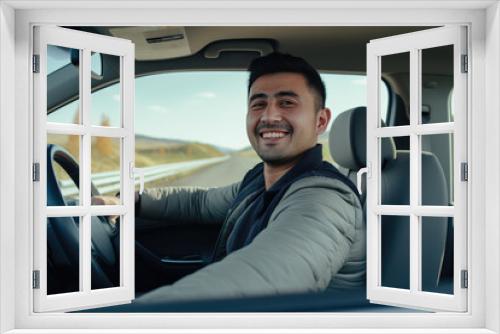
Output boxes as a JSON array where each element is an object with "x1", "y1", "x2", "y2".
[{"x1": 46, "y1": 144, "x2": 120, "y2": 294}]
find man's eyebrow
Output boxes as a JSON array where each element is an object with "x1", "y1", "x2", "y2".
[
  {"x1": 249, "y1": 91, "x2": 299, "y2": 103},
  {"x1": 275, "y1": 91, "x2": 299, "y2": 98},
  {"x1": 249, "y1": 93, "x2": 268, "y2": 103}
]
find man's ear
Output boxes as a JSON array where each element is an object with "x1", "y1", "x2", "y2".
[{"x1": 316, "y1": 107, "x2": 332, "y2": 135}]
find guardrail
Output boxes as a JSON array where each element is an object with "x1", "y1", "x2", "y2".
[{"x1": 60, "y1": 156, "x2": 229, "y2": 197}]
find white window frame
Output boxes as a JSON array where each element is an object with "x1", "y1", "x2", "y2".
[
  {"x1": 0, "y1": 1, "x2": 498, "y2": 333},
  {"x1": 366, "y1": 26, "x2": 468, "y2": 312},
  {"x1": 33, "y1": 26, "x2": 135, "y2": 312}
]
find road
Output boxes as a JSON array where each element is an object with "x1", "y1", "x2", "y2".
[
  {"x1": 61, "y1": 156, "x2": 230, "y2": 197},
  {"x1": 153, "y1": 155, "x2": 261, "y2": 188},
  {"x1": 60, "y1": 155, "x2": 260, "y2": 196}
]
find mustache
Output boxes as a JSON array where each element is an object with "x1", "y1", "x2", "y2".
[{"x1": 255, "y1": 122, "x2": 293, "y2": 135}]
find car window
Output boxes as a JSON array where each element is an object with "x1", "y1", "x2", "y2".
[{"x1": 48, "y1": 71, "x2": 389, "y2": 192}]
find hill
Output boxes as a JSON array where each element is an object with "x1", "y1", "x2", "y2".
[
  {"x1": 47, "y1": 134, "x2": 226, "y2": 173},
  {"x1": 135, "y1": 139, "x2": 225, "y2": 167}
]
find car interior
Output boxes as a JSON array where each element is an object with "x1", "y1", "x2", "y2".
[{"x1": 45, "y1": 26, "x2": 455, "y2": 312}]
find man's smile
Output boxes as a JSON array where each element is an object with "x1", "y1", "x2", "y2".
[
  {"x1": 261, "y1": 131, "x2": 287, "y2": 138},
  {"x1": 255, "y1": 123, "x2": 293, "y2": 144},
  {"x1": 260, "y1": 130, "x2": 289, "y2": 138}
]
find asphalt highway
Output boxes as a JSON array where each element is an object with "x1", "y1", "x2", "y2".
[{"x1": 164, "y1": 155, "x2": 261, "y2": 188}]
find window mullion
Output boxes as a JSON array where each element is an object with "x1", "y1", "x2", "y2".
[
  {"x1": 410, "y1": 214, "x2": 421, "y2": 292},
  {"x1": 375, "y1": 123, "x2": 454, "y2": 138},
  {"x1": 121, "y1": 47, "x2": 135, "y2": 293},
  {"x1": 46, "y1": 123, "x2": 86, "y2": 135},
  {"x1": 81, "y1": 48, "x2": 92, "y2": 294},
  {"x1": 375, "y1": 205, "x2": 454, "y2": 216},
  {"x1": 409, "y1": 48, "x2": 421, "y2": 293},
  {"x1": 89, "y1": 126, "x2": 127, "y2": 138},
  {"x1": 366, "y1": 47, "x2": 381, "y2": 293}
]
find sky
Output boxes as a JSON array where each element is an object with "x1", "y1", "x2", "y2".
[{"x1": 48, "y1": 50, "x2": 388, "y2": 150}]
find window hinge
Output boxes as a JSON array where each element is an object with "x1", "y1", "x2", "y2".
[
  {"x1": 33, "y1": 270, "x2": 40, "y2": 289},
  {"x1": 33, "y1": 163, "x2": 40, "y2": 182},
  {"x1": 461, "y1": 162, "x2": 468, "y2": 181},
  {"x1": 461, "y1": 54, "x2": 468, "y2": 73},
  {"x1": 461, "y1": 269, "x2": 468, "y2": 289},
  {"x1": 32, "y1": 55, "x2": 40, "y2": 73}
]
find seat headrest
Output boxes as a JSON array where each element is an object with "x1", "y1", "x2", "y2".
[{"x1": 329, "y1": 107, "x2": 396, "y2": 170}]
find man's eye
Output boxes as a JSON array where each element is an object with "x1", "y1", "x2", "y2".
[
  {"x1": 280, "y1": 100, "x2": 295, "y2": 107},
  {"x1": 251, "y1": 102, "x2": 266, "y2": 109}
]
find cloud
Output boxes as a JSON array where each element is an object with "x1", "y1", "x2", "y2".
[
  {"x1": 197, "y1": 91, "x2": 216, "y2": 99},
  {"x1": 147, "y1": 105, "x2": 169, "y2": 113}
]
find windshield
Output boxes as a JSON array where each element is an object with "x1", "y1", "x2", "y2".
[
  {"x1": 48, "y1": 71, "x2": 389, "y2": 149},
  {"x1": 48, "y1": 71, "x2": 389, "y2": 191}
]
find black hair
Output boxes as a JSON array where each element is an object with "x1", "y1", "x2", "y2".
[{"x1": 247, "y1": 52, "x2": 326, "y2": 110}]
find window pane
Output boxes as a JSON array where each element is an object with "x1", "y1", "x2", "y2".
[
  {"x1": 421, "y1": 134, "x2": 453, "y2": 206},
  {"x1": 47, "y1": 216, "x2": 80, "y2": 295},
  {"x1": 421, "y1": 216, "x2": 453, "y2": 294},
  {"x1": 381, "y1": 215, "x2": 410, "y2": 289},
  {"x1": 320, "y1": 74, "x2": 389, "y2": 126},
  {"x1": 91, "y1": 137, "x2": 122, "y2": 199},
  {"x1": 91, "y1": 52, "x2": 103, "y2": 77},
  {"x1": 421, "y1": 45, "x2": 454, "y2": 124},
  {"x1": 47, "y1": 44, "x2": 75, "y2": 74},
  {"x1": 47, "y1": 45, "x2": 80, "y2": 124},
  {"x1": 91, "y1": 215, "x2": 121, "y2": 289},
  {"x1": 380, "y1": 136, "x2": 409, "y2": 205},
  {"x1": 91, "y1": 54, "x2": 121, "y2": 127},
  {"x1": 381, "y1": 52, "x2": 410, "y2": 126},
  {"x1": 379, "y1": 80, "x2": 390, "y2": 125},
  {"x1": 47, "y1": 134, "x2": 80, "y2": 206}
]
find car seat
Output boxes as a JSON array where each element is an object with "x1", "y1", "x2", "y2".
[{"x1": 329, "y1": 106, "x2": 449, "y2": 292}]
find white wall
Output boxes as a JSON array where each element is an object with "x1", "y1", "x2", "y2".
[
  {"x1": 485, "y1": 2, "x2": 500, "y2": 333},
  {"x1": 0, "y1": 2, "x2": 16, "y2": 333}
]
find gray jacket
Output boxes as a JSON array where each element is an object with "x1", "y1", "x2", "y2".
[{"x1": 136, "y1": 174, "x2": 365, "y2": 303}]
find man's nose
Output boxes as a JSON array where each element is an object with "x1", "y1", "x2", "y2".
[{"x1": 261, "y1": 101, "x2": 282, "y2": 122}]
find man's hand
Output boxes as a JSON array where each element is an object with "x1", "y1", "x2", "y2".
[
  {"x1": 91, "y1": 192, "x2": 140, "y2": 224},
  {"x1": 91, "y1": 195, "x2": 120, "y2": 224},
  {"x1": 91, "y1": 195, "x2": 121, "y2": 206}
]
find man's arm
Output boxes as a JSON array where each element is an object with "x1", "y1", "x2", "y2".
[
  {"x1": 136, "y1": 177, "x2": 362, "y2": 303},
  {"x1": 137, "y1": 182, "x2": 240, "y2": 225}
]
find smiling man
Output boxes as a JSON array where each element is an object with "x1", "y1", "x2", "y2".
[
  {"x1": 128, "y1": 52, "x2": 366, "y2": 303},
  {"x1": 247, "y1": 68, "x2": 330, "y2": 190}
]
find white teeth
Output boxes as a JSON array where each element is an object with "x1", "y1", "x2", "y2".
[{"x1": 262, "y1": 132, "x2": 286, "y2": 138}]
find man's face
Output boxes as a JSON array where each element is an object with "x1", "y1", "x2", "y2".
[{"x1": 246, "y1": 72, "x2": 331, "y2": 166}]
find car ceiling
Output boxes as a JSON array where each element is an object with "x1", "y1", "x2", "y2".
[
  {"x1": 50, "y1": 26, "x2": 449, "y2": 112},
  {"x1": 73, "y1": 26, "x2": 438, "y2": 74}
]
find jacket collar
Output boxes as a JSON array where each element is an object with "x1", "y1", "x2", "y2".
[{"x1": 266, "y1": 144, "x2": 324, "y2": 193}]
